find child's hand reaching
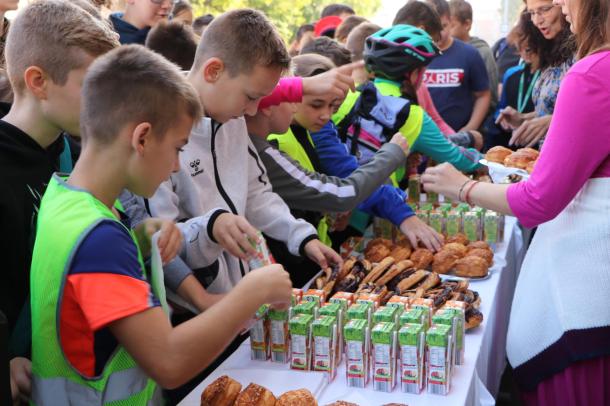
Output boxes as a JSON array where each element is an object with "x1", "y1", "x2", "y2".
[
  {"x1": 389, "y1": 132, "x2": 410, "y2": 157},
  {"x1": 301, "y1": 61, "x2": 363, "y2": 101},
  {"x1": 212, "y1": 213, "x2": 259, "y2": 260},
  {"x1": 303, "y1": 239, "x2": 343, "y2": 269},
  {"x1": 399, "y1": 216, "x2": 444, "y2": 252},
  {"x1": 135, "y1": 218, "x2": 183, "y2": 264}
]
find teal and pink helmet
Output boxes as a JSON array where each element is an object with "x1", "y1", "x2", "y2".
[{"x1": 364, "y1": 24, "x2": 440, "y2": 82}]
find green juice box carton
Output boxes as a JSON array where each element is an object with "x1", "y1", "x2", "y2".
[
  {"x1": 302, "y1": 289, "x2": 325, "y2": 307},
  {"x1": 427, "y1": 190, "x2": 439, "y2": 205},
  {"x1": 268, "y1": 307, "x2": 289, "y2": 363},
  {"x1": 289, "y1": 313, "x2": 313, "y2": 371},
  {"x1": 432, "y1": 310, "x2": 457, "y2": 368},
  {"x1": 344, "y1": 319, "x2": 370, "y2": 388},
  {"x1": 386, "y1": 296, "x2": 410, "y2": 315},
  {"x1": 250, "y1": 304, "x2": 270, "y2": 361},
  {"x1": 373, "y1": 306, "x2": 399, "y2": 328},
  {"x1": 400, "y1": 308, "x2": 427, "y2": 330},
  {"x1": 442, "y1": 301, "x2": 467, "y2": 365},
  {"x1": 484, "y1": 211, "x2": 499, "y2": 244},
  {"x1": 429, "y1": 210, "x2": 444, "y2": 234},
  {"x1": 439, "y1": 203, "x2": 453, "y2": 215},
  {"x1": 411, "y1": 298, "x2": 434, "y2": 329},
  {"x1": 426, "y1": 324, "x2": 453, "y2": 395},
  {"x1": 472, "y1": 206, "x2": 485, "y2": 219},
  {"x1": 416, "y1": 210, "x2": 429, "y2": 225},
  {"x1": 329, "y1": 292, "x2": 354, "y2": 314},
  {"x1": 407, "y1": 175, "x2": 421, "y2": 203},
  {"x1": 399, "y1": 323, "x2": 425, "y2": 394},
  {"x1": 293, "y1": 300, "x2": 318, "y2": 317},
  {"x1": 456, "y1": 203, "x2": 471, "y2": 214},
  {"x1": 312, "y1": 316, "x2": 339, "y2": 381},
  {"x1": 446, "y1": 211, "x2": 462, "y2": 237},
  {"x1": 372, "y1": 322, "x2": 398, "y2": 392},
  {"x1": 463, "y1": 211, "x2": 481, "y2": 242},
  {"x1": 320, "y1": 303, "x2": 344, "y2": 362}
]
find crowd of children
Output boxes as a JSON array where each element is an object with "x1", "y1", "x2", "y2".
[{"x1": 1, "y1": 0, "x2": 607, "y2": 405}]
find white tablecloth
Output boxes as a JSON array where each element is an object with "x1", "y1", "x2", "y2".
[{"x1": 180, "y1": 217, "x2": 525, "y2": 406}]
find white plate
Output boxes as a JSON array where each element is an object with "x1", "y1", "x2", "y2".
[{"x1": 479, "y1": 159, "x2": 529, "y2": 183}]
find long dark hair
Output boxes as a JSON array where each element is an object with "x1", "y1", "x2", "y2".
[
  {"x1": 521, "y1": 1, "x2": 575, "y2": 69},
  {"x1": 574, "y1": 0, "x2": 610, "y2": 59}
]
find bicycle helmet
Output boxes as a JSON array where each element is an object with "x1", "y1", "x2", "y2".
[{"x1": 364, "y1": 24, "x2": 440, "y2": 82}]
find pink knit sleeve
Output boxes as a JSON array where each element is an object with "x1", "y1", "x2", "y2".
[
  {"x1": 416, "y1": 83, "x2": 455, "y2": 135},
  {"x1": 258, "y1": 77, "x2": 303, "y2": 110},
  {"x1": 507, "y1": 57, "x2": 610, "y2": 228}
]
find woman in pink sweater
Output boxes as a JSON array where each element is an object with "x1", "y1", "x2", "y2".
[{"x1": 422, "y1": 0, "x2": 610, "y2": 404}]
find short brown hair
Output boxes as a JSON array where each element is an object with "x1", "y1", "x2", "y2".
[
  {"x1": 449, "y1": 0, "x2": 473, "y2": 23},
  {"x1": 291, "y1": 54, "x2": 336, "y2": 78},
  {"x1": 573, "y1": 0, "x2": 610, "y2": 59},
  {"x1": 335, "y1": 15, "x2": 368, "y2": 43},
  {"x1": 193, "y1": 9, "x2": 290, "y2": 76},
  {"x1": 81, "y1": 45, "x2": 201, "y2": 145},
  {"x1": 5, "y1": 0, "x2": 119, "y2": 94},
  {"x1": 426, "y1": 0, "x2": 450, "y2": 18},
  {"x1": 146, "y1": 21, "x2": 197, "y2": 71},
  {"x1": 394, "y1": 1, "x2": 442, "y2": 41},
  {"x1": 300, "y1": 36, "x2": 351, "y2": 67},
  {"x1": 345, "y1": 22, "x2": 381, "y2": 62}
]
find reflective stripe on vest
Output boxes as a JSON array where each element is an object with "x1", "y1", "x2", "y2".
[
  {"x1": 31, "y1": 367, "x2": 163, "y2": 405},
  {"x1": 30, "y1": 176, "x2": 163, "y2": 405},
  {"x1": 268, "y1": 128, "x2": 332, "y2": 247}
]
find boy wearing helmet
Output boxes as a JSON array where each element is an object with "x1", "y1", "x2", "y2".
[{"x1": 333, "y1": 24, "x2": 482, "y2": 174}]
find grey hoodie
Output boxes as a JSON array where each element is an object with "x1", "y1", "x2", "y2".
[{"x1": 470, "y1": 36, "x2": 499, "y2": 108}]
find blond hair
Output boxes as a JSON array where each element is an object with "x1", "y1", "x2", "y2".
[
  {"x1": 291, "y1": 54, "x2": 336, "y2": 78},
  {"x1": 5, "y1": 0, "x2": 119, "y2": 95},
  {"x1": 193, "y1": 8, "x2": 290, "y2": 76},
  {"x1": 81, "y1": 45, "x2": 201, "y2": 145}
]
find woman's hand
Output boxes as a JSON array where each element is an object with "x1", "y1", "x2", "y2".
[
  {"x1": 421, "y1": 162, "x2": 470, "y2": 201},
  {"x1": 509, "y1": 115, "x2": 552, "y2": 147}
]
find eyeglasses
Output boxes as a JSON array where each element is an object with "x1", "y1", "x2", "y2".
[
  {"x1": 150, "y1": 0, "x2": 179, "y2": 5},
  {"x1": 526, "y1": 5, "x2": 557, "y2": 19}
]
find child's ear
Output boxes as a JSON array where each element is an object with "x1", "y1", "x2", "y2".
[
  {"x1": 202, "y1": 57, "x2": 225, "y2": 83},
  {"x1": 260, "y1": 107, "x2": 273, "y2": 118},
  {"x1": 23, "y1": 66, "x2": 48, "y2": 100},
  {"x1": 131, "y1": 122, "x2": 153, "y2": 155}
]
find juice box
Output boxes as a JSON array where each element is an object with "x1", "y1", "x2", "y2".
[
  {"x1": 372, "y1": 322, "x2": 398, "y2": 392},
  {"x1": 472, "y1": 206, "x2": 485, "y2": 219},
  {"x1": 303, "y1": 289, "x2": 326, "y2": 307},
  {"x1": 420, "y1": 203, "x2": 434, "y2": 212},
  {"x1": 416, "y1": 210, "x2": 429, "y2": 225},
  {"x1": 312, "y1": 316, "x2": 339, "y2": 381},
  {"x1": 484, "y1": 211, "x2": 499, "y2": 244},
  {"x1": 356, "y1": 293, "x2": 382, "y2": 310},
  {"x1": 347, "y1": 303, "x2": 372, "y2": 326},
  {"x1": 386, "y1": 296, "x2": 410, "y2": 314},
  {"x1": 456, "y1": 203, "x2": 471, "y2": 214},
  {"x1": 289, "y1": 314, "x2": 314, "y2": 371},
  {"x1": 429, "y1": 211, "x2": 444, "y2": 234},
  {"x1": 445, "y1": 211, "x2": 461, "y2": 236},
  {"x1": 442, "y1": 301, "x2": 467, "y2": 365},
  {"x1": 426, "y1": 324, "x2": 453, "y2": 395},
  {"x1": 247, "y1": 231, "x2": 275, "y2": 269},
  {"x1": 293, "y1": 301, "x2": 318, "y2": 317},
  {"x1": 411, "y1": 298, "x2": 434, "y2": 328},
  {"x1": 373, "y1": 217, "x2": 395, "y2": 241},
  {"x1": 498, "y1": 213, "x2": 505, "y2": 242},
  {"x1": 291, "y1": 289, "x2": 303, "y2": 306},
  {"x1": 250, "y1": 305, "x2": 270, "y2": 361},
  {"x1": 427, "y1": 190, "x2": 439, "y2": 205},
  {"x1": 432, "y1": 310, "x2": 457, "y2": 368},
  {"x1": 268, "y1": 308, "x2": 290, "y2": 363},
  {"x1": 408, "y1": 175, "x2": 421, "y2": 203},
  {"x1": 463, "y1": 211, "x2": 481, "y2": 242},
  {"x1": 400, "y1": 308, "x2": 427, "y2": 329},
  {"x1": 320, "y1": 303, "x2": 344, "y2": 361},
  {"x1": 373, "y1": 306, "x2": 399, "y2": 327},
  {"x1": 439, "y1": 203, "x2": 453, "y2": 215},
  {"x1": 344, "y1": 319, "x2": 370, "y2": 388},
  {"x1": 399, "y1": 323, "x2": 425, "y2": 394},
  {"x1": 330, "y1": 292, "x2": 354, "y2": 314}
]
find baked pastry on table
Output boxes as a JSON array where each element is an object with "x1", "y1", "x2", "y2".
[
  {"x1": 485, "y1": 146, "x2": 513, "y2": 164},
  {"x1": 441, "y1": 242, "x2": 468, "y2": 258},
  {"x1": 446, "y1": 233, "x2": 469, "y2": 246},
  {"x1": 364, "y1": 238, "x2": 393, "y2": 263},
  {"x1": 526, "y1": 160, "x2": 536, "y2": 174},
  {"x1": 466, "y1": 248, "x2": 494, "y2": 267},
  {"x1": 410, "y1": 248, "x2": 434, "y2": 269},
  {"x1": 325, "y1": 402, "x2": 359, "y2": 406},
  {"x1": 454, "y1": 256, "x2": 489, "y2": 278},
  {"x1": 277, "y1": 389, "x2": 317, "y2": 406},
  {"x1": 201, "y1": 375, "x2": 242, "y2": 406},
  {"x1": 467, "y1": 241, "x2": 491, "y2": 252},
  {"x1": 432, "y1": 250, "x2": 460, "y2": 274},
  {"x1": 389, "y1": 239, "x2": 412, "y2": 261},
  {"x1": 234, "y1": 383, "x2": 277, "y2": 406},
  {"x1": 466, "y1": 307, "x2": 484, "y2": 329}
]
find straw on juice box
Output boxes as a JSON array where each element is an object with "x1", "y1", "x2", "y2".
[
  {"x1": 312, "y1": 316, "x2": 339, "y2": 381},
  {"x1": 399, "y1": 323, "x2": 425, "y2": 394},
  {"x1": 442, "y1": 301, "x2": 467, "y2": 365},
  {"x1": 372, "y1": 322, "x2": 398, "y2": 392},
  {"x1": 269, "y1": 307, "x2": 289, "y2": 363},
  {"x1": 250, "y1": 304, "x2": 270, "y2": 361},
  {"x1": 344, "y1": 319, "x2": 370, "y2": 388},
  {"x1": 289, "y1": 313, "x2": 314, "y2": 371},
  {"x1": 292, "y1": 288, "x2": 303, "y2": 306},
  {"x1": 426, "y1": 324, "x2": 453, "y2": 396},
  {"x1": 320, "y1": 303, "x2": 344, "y2": 362}
]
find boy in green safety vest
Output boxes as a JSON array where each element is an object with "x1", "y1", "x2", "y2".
[{"x1": 29, "y1": 46, "x2": 293, "y2": 405}]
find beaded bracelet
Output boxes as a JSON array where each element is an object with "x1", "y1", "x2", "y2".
[{"x1": 457, "y1": 179, "x2": 473, "y2": 202}]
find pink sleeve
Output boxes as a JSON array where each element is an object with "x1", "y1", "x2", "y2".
[
  {"x1": 416, "y1": 83, "x2": 455, "y2": 135},
  {"x1": 258, "y1": 77, "x2": 303, "y2": 110},
  {"x1": 507, "y1": 66, "x2": 610, "y2": 228}
]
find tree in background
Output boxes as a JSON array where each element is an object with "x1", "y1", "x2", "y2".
[{"x1": 190, "y1": 0, "x2": 381, "y2": 42}]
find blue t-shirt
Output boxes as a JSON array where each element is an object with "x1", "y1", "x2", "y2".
[{"x1": 424, "y1": 39, "x2": 490, "y2": 131}]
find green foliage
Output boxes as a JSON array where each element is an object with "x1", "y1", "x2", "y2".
[{"x1": 190, "y1": 0, "x2": 381, "y2": 42}]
